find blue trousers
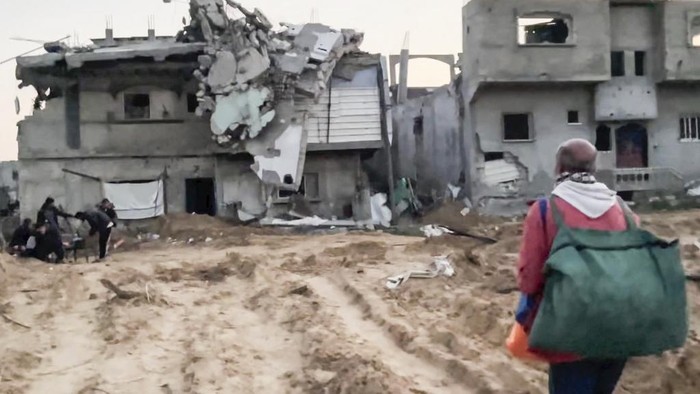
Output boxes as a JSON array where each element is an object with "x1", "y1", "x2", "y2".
[{"x1": 549, "y1": 359, "x2": 627, "y2": 394}]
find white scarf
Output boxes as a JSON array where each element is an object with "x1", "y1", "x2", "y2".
[{"x1": 551, "y1": 181, "x2": 618, "y2": 219}]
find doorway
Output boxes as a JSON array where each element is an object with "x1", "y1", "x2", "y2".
[
  {"x1": 615, "y1": 123, "x2": 648, "y2": 168},
  {"x1": 185, "y1": 178, "x2": 216, "y2": 216}
]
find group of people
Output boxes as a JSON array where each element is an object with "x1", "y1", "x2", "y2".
[{"x1": 6, "y1": 197, "x2": 118, "y2": 263}]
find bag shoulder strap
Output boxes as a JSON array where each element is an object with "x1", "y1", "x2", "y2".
[
  {"x1": 538, "y1": 198, "x2": 548, "y2": 232},
  {"x1": 548, "y1": 196, "x2": 568, "y2": 230},
  {"x1": 616, "y1": 195, "x2": 637, "y2": 230}
]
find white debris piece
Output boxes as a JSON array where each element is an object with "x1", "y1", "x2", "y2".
[
  {"x1": 251, "y1": 124, "x2": 304, "y2": 186},
  {"x1": 210, "y1": 87, "x2": 275, "y2": 138},
  {"x1": 310, "y1": 31, "x2": 343, "y2": 62},
  {"x1": 689, "y1": 185, "x2": 700, "y2": 197},
  {"x1": 385, "y1": 256, "x2": 455, "y2": 290},
  {"x1": 447, "y1": 183, "x2": 461, "y2": 200},
  {"x1": 420, "y1": 224, "x2": 455, "y2": 238},
  {"x1": 270, "y1": 216, "x2": 328, "y2": 226},
  {"x1": 370, "y1": 193, "x2": 392, "y2": 228}
]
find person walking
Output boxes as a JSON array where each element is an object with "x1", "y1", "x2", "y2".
[{"x1": 517, "y1": 139, "x2": 633, "y2": 393}]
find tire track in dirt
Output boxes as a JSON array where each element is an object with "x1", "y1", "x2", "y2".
[
  {"x1": 333, "y1": 273, "x2": 545, "y2": 394},
  {"x1": 307, "y1": 275, "x2": 474, "y2": 394}
]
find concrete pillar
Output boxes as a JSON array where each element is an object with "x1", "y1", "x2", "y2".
[
  {"x1": 398, "y1": 49, "x2": 409, "y2": 104},
  {"x1": 105, "y1": 28, "x2": 114, "y2": 45}
]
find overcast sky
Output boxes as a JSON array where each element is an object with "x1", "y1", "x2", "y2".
[{"x1": 0, "y1": 0, "x2": 464, "y2": 161}]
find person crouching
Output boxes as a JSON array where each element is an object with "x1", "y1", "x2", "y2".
[{"x1": 75, "y1": 210, "x2": 114, "y2": 261}]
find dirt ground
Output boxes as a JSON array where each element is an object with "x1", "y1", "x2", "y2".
[{"x1": 0, "y1": 208, "x2": 699, "y2": 394}]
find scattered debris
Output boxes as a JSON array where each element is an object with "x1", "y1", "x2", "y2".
[
  {"x1": 289, "y1": 285, "x2": 309, "y2": 296},
  {"x1": 420, "y1": 224, "x2": 498, "y2": 244},
  {"x1": 421, "y1": 224, "x2": 453, "y2": 238},
  {"x1": 385, "y1": 256, "x2": 455, "y2": 289},
  {"x1": 99, "y1": 279, "x2": 142, "y2": 300},
  {"x1": 2, "y1": 313, "x2": 31, "y2": 329}
]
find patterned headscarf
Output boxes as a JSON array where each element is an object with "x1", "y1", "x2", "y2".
[{"x1": 556, "y1": 172, "x2": 597, "y2": 185}]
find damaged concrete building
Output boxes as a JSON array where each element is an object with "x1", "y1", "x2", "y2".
[
  {"x1": 463, "y1": 0, "x2": 700, "y2": 207},
  {"x1": 390, "y1": 53, "x2": 466, "y2": 200},
  {"x1": 15, "y1": 1, "x2": 392, "y2": 222},
  {"x1": 393, "y1": 0, "x2": 700, "y2": 214}
]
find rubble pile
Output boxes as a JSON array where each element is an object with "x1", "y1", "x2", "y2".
[{"x1": 177, "y1": 0, "x2": 364, "y2": 147}]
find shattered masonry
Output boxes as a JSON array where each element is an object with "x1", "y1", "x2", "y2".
[{"x1": 179, "y1": 0, "x2": 365, "y2": 188}]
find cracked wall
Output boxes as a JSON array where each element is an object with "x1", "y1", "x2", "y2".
[{"x1": 470, "y1": 85, "x2": 596, "y2": 199}]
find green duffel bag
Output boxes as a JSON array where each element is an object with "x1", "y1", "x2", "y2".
[{"x1": 529, "y1": 198, "x2": 688, "y2": 358}]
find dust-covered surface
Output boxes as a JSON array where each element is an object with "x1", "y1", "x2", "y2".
[{"x1": 0, "y1": 211, "x2": 699, "y2": 393}]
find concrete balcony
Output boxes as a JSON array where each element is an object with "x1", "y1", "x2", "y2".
[
  {"x1": 594, "y1": 78, "x2": 658, "y2": 121},
  {"x1": 599, "y1": 167, "x2": 685, "y2": 193}
]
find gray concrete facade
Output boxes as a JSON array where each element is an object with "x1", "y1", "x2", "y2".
[
  {"x1": 17, "y1": 46, "x2": 386, "y2": 221},
  {"x1": 462, "y1": 0, "x2": 700, "y2": 206}
]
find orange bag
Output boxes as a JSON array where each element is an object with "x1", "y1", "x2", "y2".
[{"x1": 506, "y1": 323, "x2": 546, "y2": 363}]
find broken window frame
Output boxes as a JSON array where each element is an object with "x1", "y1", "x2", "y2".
[
  {"x1": 502, "y1": 113, "x2": 534, "y2": 142},
  {"x1": 680, "y1": 115, "x2": 700, "y2": 142},
  {"x1": 567, "y1": 110, "x2": 581, "y2": 125},
  {"x1": 275, "y1": 173, "x2": 321, "y2": 201},
  {"x1": 517, "y1": 13, "x2": 574, "y2": 46},
  {"x1": 688, "y1": 13, "x2": 700, "y2": 47},
  {"x1": 123, "y1": 93, "x2": 151, "y2": 120}
]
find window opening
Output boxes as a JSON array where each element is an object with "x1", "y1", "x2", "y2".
[
  {"x1": 690, "y1": 15, "x2": 700, "y2": 47},
  {"x1": 634, "y1": 51, "x2": 646, "y2": 76},
  {"x1": 595, "y1": 125, "x2": 612, "y2": 152},
  {"x1": 124, "y1": 93, "x2": 150, "y2": 119},
  {"x1": 611, "y1": 51, "x2": 625, "y2": 77},
  {"x1": 503, "y1": 113, "x2": 532, "y2": 141},
  {"x1": 567, "y1": 110, "x2": 580, "y2": 125},
  {"x1": 518, "y1": 16, "x2": 571, "y2": 45},
  {"x1": 680, "y1": 115, "x2": 700, "y2": 142}
]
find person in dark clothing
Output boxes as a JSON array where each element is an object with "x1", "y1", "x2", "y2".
[
  {"x1": 36, "y1": 197, "x2": 72, "y2": 264},
  {"x1": 75, "y1": 210, "x2": 113, "y2": 260},
  {"x1": 30, "y1": 222, "x2": 50, "y2": 261},
  {"x1": 37, "y1": 197, "x2": 72, "y2": 229},
  {"x1": 8, "y1": 218, "x2": 33, "y2": 256},
  {"x1": 98, "y1": 199, "x2": 118, "y2": 226}
]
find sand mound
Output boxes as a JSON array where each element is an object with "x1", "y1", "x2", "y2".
[{"x1": 323, "y1": 241, "x2": 387, "y2": 264}]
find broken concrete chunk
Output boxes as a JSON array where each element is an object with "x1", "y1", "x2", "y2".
[
  {"x1": 194, "y1": 0, "x2": 227, "y2": 29},
  {"x1": 207, "y1": 51, "x2": 238, "y2": 92},
  {"x1": 235, "y1": 48, "x2": 270, "y2": 85},
  {"x1": 309, "y1": 31, "x2": 343, "y2": 62},
  {"x1": 271, "y1": 52, "x2": 310, "y2": 75},
  {"x1": 198, "y1": 55, "x2": 213, "y2": 69},
  {"x1": 210, "y1": 87, "x2": 273, "y2": 138},
  {"x1": 269, "y1": 38, "x2": 292, "y2": 52}
]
